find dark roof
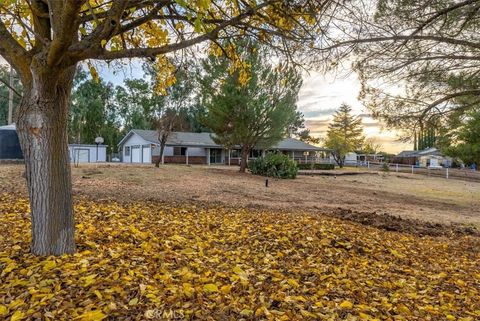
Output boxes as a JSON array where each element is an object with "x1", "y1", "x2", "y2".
[
  {"x1": 396, "y1": 150, "x2": 418, "y2": 157},
  {"x1": 119, "y1": 130, "x2": 326, "y2": 151},
  {"x1": 270, "y1": 137, "x2": 326, "y2": 151}
]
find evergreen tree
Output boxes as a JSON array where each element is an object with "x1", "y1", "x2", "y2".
[
  {"x1": 325, "y1": 103, "x2": 365, "y2": 167},
  {"x1": 199, "y1": 43, "x2": 303, "y2": 173}
]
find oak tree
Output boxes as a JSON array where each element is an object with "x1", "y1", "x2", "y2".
[{"x1": 0, "y1": 0, "x2": 349, "y2": 255}]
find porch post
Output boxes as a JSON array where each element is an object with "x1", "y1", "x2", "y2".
[
  {"x1": 207, "y1": 148, "x2": 210, "y2": 165},
  {"x1": 186, "y1": 148, "x2": 189, "y2": 165},
  {"x1": 228, "y1": 149, "x2": 231, "y2": 166}
]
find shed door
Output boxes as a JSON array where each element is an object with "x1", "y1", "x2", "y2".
[
  {"x1": 74, "y1": 149, "x2": 90, "y2": 163},
  {"x1": 142, "y1": 145, "x2": 151, "y2": 163},
  {"x1": 131, "y1": 146, "x2": 141, "y2": 163}
]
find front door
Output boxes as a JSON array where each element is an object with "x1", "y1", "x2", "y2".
[{"x1": 210, "y1": 149, "x2": 222, "y2": 164}]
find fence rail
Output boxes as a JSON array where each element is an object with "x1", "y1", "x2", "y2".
[{"x1": 362, "y1": 161, "x2": 480, "y2": 182}]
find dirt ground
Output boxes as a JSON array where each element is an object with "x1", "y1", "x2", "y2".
[{"x1": 1, "y1": 163, "x2": 479, "y2": 231}]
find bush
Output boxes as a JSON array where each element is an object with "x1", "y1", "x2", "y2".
[
  {"x1": 296, "y1": 163, "x2": 335, "y2": 170},
  {"x1": 382, "y1": 162, "x2": 390, "y2": 172},
  {"x1": 248, "y1": 153, "x2": 298, "y2": 179}
]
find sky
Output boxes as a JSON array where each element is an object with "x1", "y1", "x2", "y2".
[
  {"x1": 298, "y1": 71, "x2": 411, "y2": 154},
  {"x1": 95, "y1": 62, "x2": 411, "y2": 154},
  {"x1": 1, "y1": 56, "x2": 411, "y2": 153}
]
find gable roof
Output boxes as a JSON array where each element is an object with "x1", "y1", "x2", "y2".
[
  {"x1": 270, "y1": 137, "x2": 326, "y2": 151},
  {"x1": 118, "y1": 130, "x2": 325, "y2": 151}
]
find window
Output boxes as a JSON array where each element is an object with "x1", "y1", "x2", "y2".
[
  {"x1": 230, "y1": 149, "x2": 241, "y2": 158},
  {"x1": 125, "y1": 146, "x2": 130, "y2": 156},
  {"x1": 249, "y1": 149, "x2": 262, "y2": 158},
  {"x1": 173, "y1": 147, "x2": 187, "y2": 156}
]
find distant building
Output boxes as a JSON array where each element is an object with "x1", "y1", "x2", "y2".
[
  {"x1": 0, "y1": 124, "x2": 23, "y2": 160},
  {"x1": 393, "y1": 147, "x2": 452, "y2": 167},
  {"x1": 0, "y1": 124, "x2": 106, "y2": 163}
]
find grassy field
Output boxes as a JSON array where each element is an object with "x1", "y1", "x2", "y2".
[
  {"x1": 1, "y1": 163, "x2": 479, "y2": 227},
  {"x1": 0, "y1": 164, "x2": 479, "y2": 320}
]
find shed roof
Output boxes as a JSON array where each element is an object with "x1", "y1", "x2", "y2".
[{"x1": 119, "y1": 130, "x2": 326, "y2": 151}]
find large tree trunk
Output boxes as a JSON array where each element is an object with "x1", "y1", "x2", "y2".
[
  {"x1": 16, "y1": 66, "x2": 76, "y2": 256},
  {"x1": 239, "y1": 145, "x2": 250, "y2": 173}
]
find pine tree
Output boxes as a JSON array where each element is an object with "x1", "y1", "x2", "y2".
[
  {"x1": 199, "y1": 43, "x2": 303, "y2": 173},
  {"x1": 325, "y1": 104, "x2": 365, "y2": 167}
]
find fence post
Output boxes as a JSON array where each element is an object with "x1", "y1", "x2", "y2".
[
  {"x1": 367, "y1": 161, "x2": 370, "y2": 169},
  {"x1": 411, "y1": 165, "x2": 414, "y2": 174},
  {"x1": 396, "y1": 164, "x2": 399, "y2": 173},
  {"x1": 446, "y1": 167, "x2": 449, "y2": 179}
]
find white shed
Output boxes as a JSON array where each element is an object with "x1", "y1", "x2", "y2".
[{"x1": 69, "y1": 144, "x2": 107, "y2": 163}]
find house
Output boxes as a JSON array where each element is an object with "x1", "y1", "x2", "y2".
[
  {"x1": 117, "y1": 129, "x2": 329, "y2": 165},
  {"x1": 0, "y1": 124, "x2": 107, "y2": 163},
  {"x1": 393, "y1": 147, "x2": 452, "y2": 167}
]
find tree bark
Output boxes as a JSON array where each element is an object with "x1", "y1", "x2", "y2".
[
  {"x1": 16, "y1": 65, "x2": 76, "y2": 256},
  {"x1": 155, "y1": 132, "x2": 168, "y2": 168},
  {"x1": 239, "y1": 145, "x2": 250, "y2": 173}
]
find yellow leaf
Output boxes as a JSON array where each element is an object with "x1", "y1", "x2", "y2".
[
  {"x1": 183, "y1": 283, "x2": 194, "y2": 297},
  {"x1": 10, "y1": 310, "x2": 25, "y2": 321},
  {"x1": 203, "y1": 283, "x2": 219, "y2": 293},
  {"x1": 220, "y1": 285, "x2": 231, "y2": 294},
  {"x1": 339, "y1": 300, "x2": 353, "y2": 309},
  {"x1": 82, "y1": 274, "x2": 97, "y2": 287},
  {"x1": 101, "y1": 39, "x2": 107, "y2": 47},
  {"x1": 397, "y1": 304, "x2": 411, "y2": 315},
  {"x1": 128, "y1": 298, "x2": 139, "y2": 306},
  {"x1": 446, "y1": 315, "x2": 456, "y2": 321},
  {"x1": 94, "y1": 290, "x2": 103, "y2": 299},
  {"x1": 43, "y1": 261, "x2": 57, "y2": 271},
  {"x1": 0, "y1": 305, "x2": 8, "y2": 316},
  {"x1": 75, "y1": 310, "x2": 106, "y2": 321},
  {"x1": 240, "y1": 309, "x2": 253, "y2": 316},
  {"x1": 287, "y1": 279, "x2": 299, "y2": 288}
]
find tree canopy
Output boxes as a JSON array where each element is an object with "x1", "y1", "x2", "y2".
[
  {"x1": 199, "y1": 42, "x2": 303, "y2": 172},
  {"x1": 325, "y1": 103, "x2": 365, "y2": 167},
  {"x1": 334, "y1": 0, "x2": 480, "y2": 134}
]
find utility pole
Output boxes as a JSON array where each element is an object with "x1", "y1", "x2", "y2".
[{"x1": 7, "y1": 66, "x2": 13, "y2": 124}]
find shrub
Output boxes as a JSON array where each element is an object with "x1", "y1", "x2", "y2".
[
  {"x1": 382, "y1": 162, "x2": 390, "y2": 172},
  {"x1": 248, "y1": 153, "x2": 298, "y2": 179},
  {"x1": 297, "y1": 163, "x2": 335, "y2": 170}
]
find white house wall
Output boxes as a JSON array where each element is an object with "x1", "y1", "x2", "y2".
[
  {"x1": 69, "y1": 145, "x2": 107, "y2": 163},
  {"x1": 122, "y1": 133, "x2": 150, "y2": 163}
]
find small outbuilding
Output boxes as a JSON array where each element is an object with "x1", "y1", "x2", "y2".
[
  {"x1": 0, "y1": 124, "x2": 107, "y2": 163},
  {"x1": 69, "y1": 144, "x2": 107, "y2": 163},
  {"x1": 393, "y1": 147, "x2": 452, "y2": 167},
  {"x1": 0, "y1": 124, "x2": 23, "y2": 160}
]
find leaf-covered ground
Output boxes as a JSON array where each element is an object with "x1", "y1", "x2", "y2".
[{"x1": 0, "y1": 194, "x2": 479, "y2": 321}]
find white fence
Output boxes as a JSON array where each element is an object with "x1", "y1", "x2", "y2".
[{"x1": 361, "y1": 161, "x2": 480, "y2": 182}]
